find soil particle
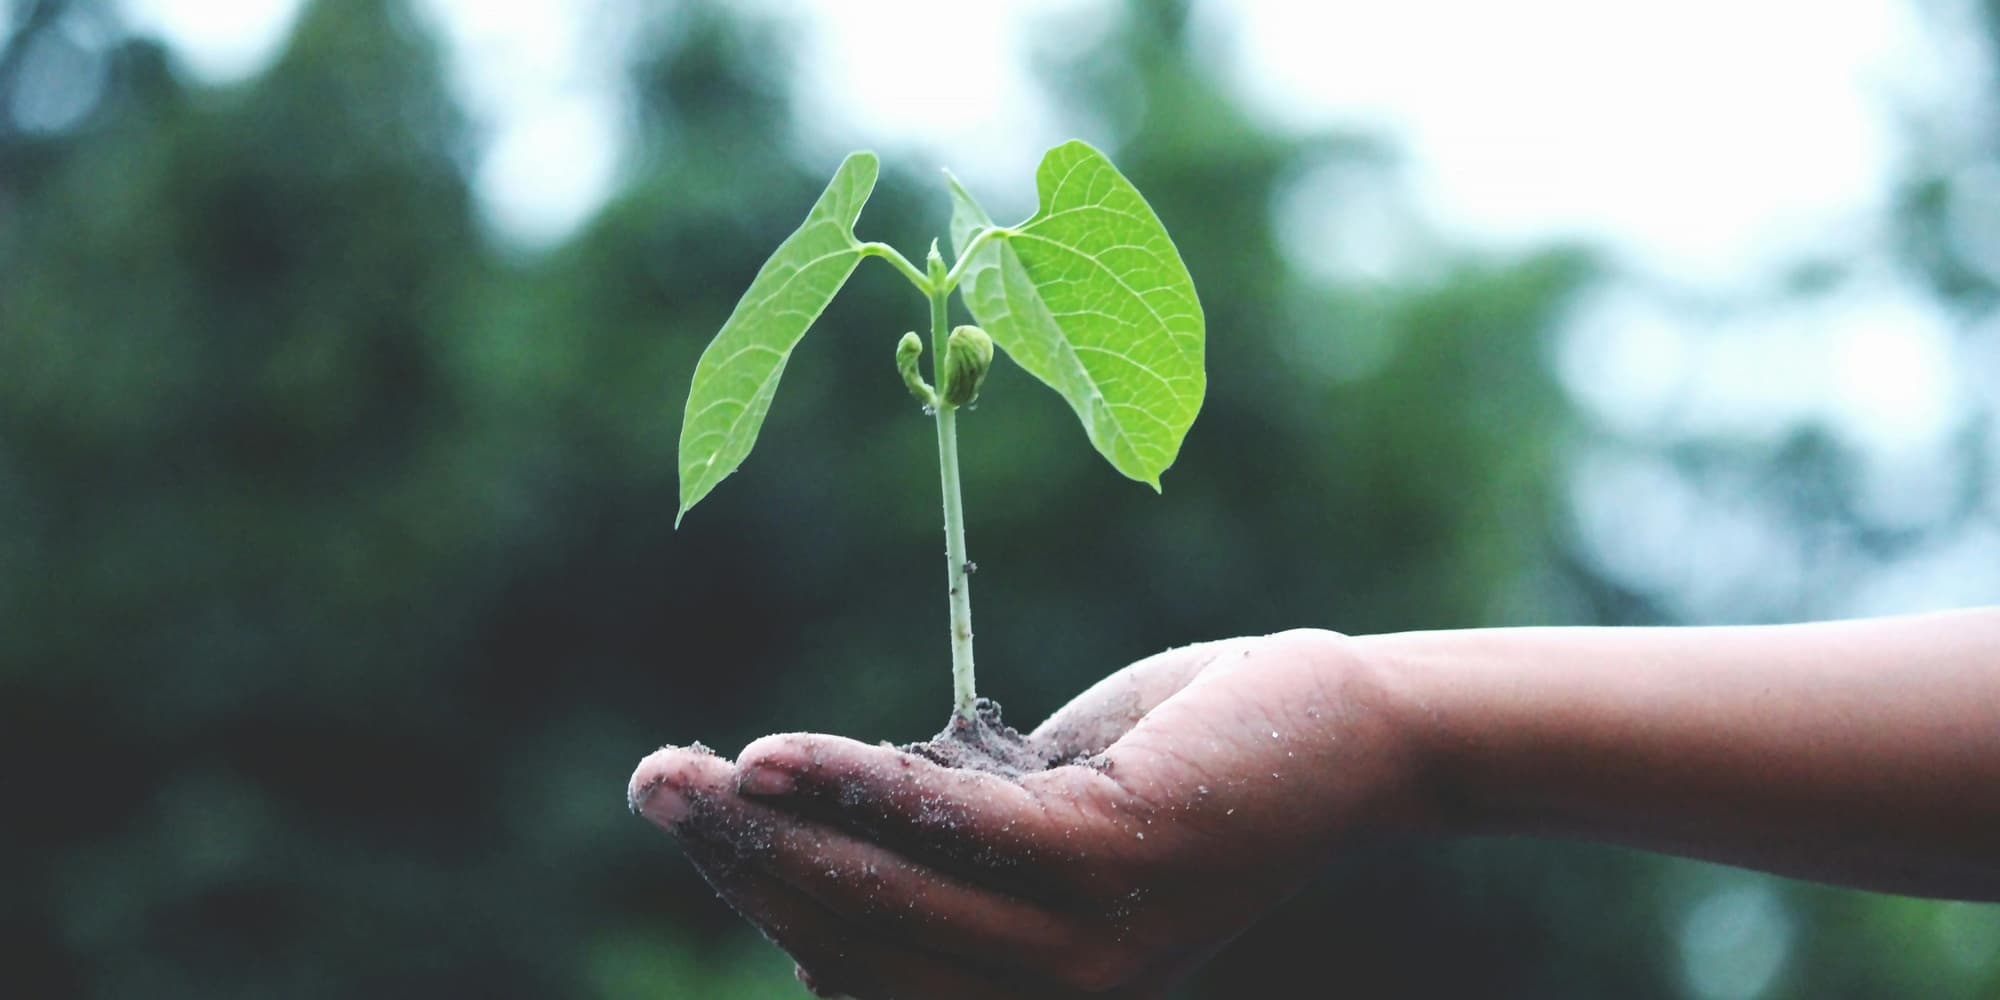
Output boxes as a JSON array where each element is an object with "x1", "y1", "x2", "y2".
[{"x1": 901, "y1": 697, "x2": 1060, "y2": 778}]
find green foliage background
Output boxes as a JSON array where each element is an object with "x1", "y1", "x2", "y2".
[{"x1": 2, "y1": 1, "x2": 1994, "y2": 996}]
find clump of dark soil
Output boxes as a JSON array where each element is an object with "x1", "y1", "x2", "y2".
[{"x1": 901, "y1": 697, "x2": 1060, "y2": 778}]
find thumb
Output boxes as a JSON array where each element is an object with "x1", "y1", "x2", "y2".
[{"x1": 1030, "y1": 637, "x2": 1253, "y2": 759}]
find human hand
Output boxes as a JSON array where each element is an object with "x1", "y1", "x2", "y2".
[{"x1": 628, "y1": 629, "x2": 1424, "y2": 998}]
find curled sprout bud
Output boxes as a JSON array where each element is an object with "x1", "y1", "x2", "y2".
[
  {"x1": 940, "y1": 325, "x2": 994, "y2": 407},
  {"x1": 896, "y1": 331, "x2": 936, "y2": 408}
]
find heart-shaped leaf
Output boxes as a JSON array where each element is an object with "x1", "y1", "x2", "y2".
[
  {"x1": 950, "y1": 141, "x2": 1205, "y2": 489},
  {"x1": 677, "y1": 152, "x2": 879, "y2": 524}
]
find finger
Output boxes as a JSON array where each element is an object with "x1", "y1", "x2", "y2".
[
  {"x1": 634, "y1": 745, "x2": 1120, "y2": 982},
  {"x1": 629, "y1": 743, "x2": 732, "y2": 829},
  {"x1": 794, "y1": 963, "x2": 843, "y2": 999},
  {"x1": 688, "y1": 761, "x2": 1103, "y2": 974},
  {"x1": 1030, "y1": 638, "x2": 1251, "y2": 759},
  {"x1": 632, "y1": 748, "x2": 1039, "y2": 997},
  {"x1": 673, "y1": 819, "x2": 1088, "y2": 1000},
  {"x1": 734, "y1": 734, "x2": 1126, "y2": 882}
]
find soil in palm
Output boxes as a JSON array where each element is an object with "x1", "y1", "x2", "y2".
[{"x1": 900, "y1": 697, "x2": 1067, "y2": 777}]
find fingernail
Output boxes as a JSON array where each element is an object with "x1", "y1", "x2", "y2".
[
  {"x1": 737, "y1": 764, "x2": 795, "y2": 797},
  {"x1": 634, "y1": 781, "x2": 692, "y2": 827}
]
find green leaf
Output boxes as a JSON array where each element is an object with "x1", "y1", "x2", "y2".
[
  {"x1": 949, "y1": 140, "x2": 1205, "y2": 489},
  {"x1": 677, "y1": 151, "x2": 879, "y2": 524}
]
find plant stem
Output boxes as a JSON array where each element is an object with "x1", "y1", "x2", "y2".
[
  {"x1": 928, "y1": 260, "x2": 977, "y2": 720},
  {"x1": 859, "y1": 241, "x2": 927, "y2": 290},
  {"x1": 938, "y1": 226, "x2": 1010, "y2": 291}
]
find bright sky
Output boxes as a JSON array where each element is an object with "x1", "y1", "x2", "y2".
[
  {"x1": 118, "y1": 0, "x2": 1969, "y2": 267},
  {"x1": 1217, "y1": 0, "x2": 1959, "y2": 283},
  {"x1": 112, "y1": 0, "x2": 1997, "y2": 612}
]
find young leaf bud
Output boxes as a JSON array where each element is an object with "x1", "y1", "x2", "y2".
[
  {"x1": 925, "y1": 238, "x2": 947, "y2": 283},
  {"x1": 896, "y1": 331, "x2": 936, "y2": 408},
  {"x1": 940, "y1": 325, "x2": 994, "y2": 407}
]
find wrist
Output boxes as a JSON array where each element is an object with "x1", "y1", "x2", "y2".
[
  {"x1": 1257, "y1": 629, "x2": 1450, "y2": 841},
  {"x1": 1346, "y1": 629, "x2": 1488, "y2": 838}
]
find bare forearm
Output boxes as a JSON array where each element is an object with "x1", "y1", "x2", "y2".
[{"x1": 1356, "y1": 608, "x2": 2000, "y2": 899}]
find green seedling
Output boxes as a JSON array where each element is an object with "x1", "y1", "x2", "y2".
[{"x1": 677, "y1": 140, "x2": 1205, "y2": 723}]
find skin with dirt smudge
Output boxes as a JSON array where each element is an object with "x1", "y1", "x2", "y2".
[
  {"x1": 628, "y1": 630, "x2": 1414, "y2": 998},
  {"x1": 631, "y1": 609, "x2": 2000, "y2": 997}
]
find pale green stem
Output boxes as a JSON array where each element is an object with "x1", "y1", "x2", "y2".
[
  {"x1": 939, "y1": 226, "x2": 1011, "y2": 292},
  {"x1": 859, "y1": 242, "x2": 929, "y2": 292},
  {"x1": 928, "y1": 261, "x2": 977, "y2": 719}
]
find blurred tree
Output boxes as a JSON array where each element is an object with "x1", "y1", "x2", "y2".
[{"x1": 1, "y1": 0, "x2": 519, "y2": 994}]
